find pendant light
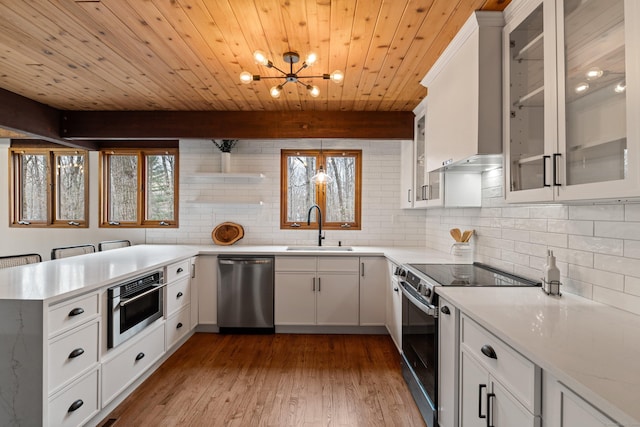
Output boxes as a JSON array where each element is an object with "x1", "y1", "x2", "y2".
[{"x1": 312, "y1": 140, "x2": 332, "y2": 183}]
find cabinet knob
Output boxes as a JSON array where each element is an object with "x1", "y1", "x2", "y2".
[
  {"x1": 135, "y1": 352, "x2": 145, "y2": 361},
  {"x1": 393, "y1": 287, "x2": 399, "y2": 292},
  {"x1": 481, "y1": 344, "x2": 498, "y2": 360},
  {"x1": 68, "y1": 307, "x2": 84, "y2": 317},
  {"x1": 177, "y1": 267, "x2": 184, "y2": 273},
  {"x1": 440, "y1": 306, "x2": 451, "y2": 315},
  {"x1": 68, "y1": 348, "x2": 85, "y2": 359},
  {"x1": 177, "y1": 322, "x2": 183, "y2": 329},
  {"x1": 68, "y1": 399, "x2": 84, "y2": 413},
  {"x1": 177, "y1": 291, "x2": 184, "y2": 298}
]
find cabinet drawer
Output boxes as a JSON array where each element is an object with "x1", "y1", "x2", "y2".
[
  {"x1": 317, "y1": 256, "x2": 359, "y2": 272},
  {"x1": 166, "y1": 306, "x2": 191, "y2": 349},
  {"x1": 275, "y1": 256, "x2": 317, "y2": 271},
  {"x1": 461, "y1": 314, "x2": 539, "y2": 413},
  {"x1": 48, "y1": 293, "x2": 99, "y2": 337},
  {"x1": 48, "y1": 321, "x2": 99, "y2": 394},
  {"x1": 167, "y1": 276, "x2": 190, "y2": 316},
  {"x1": 166, "y1": 259, "x2": 191, "y2": 283},
  {"x1": 48, "y1": 369, "x2": 99, "y2": 427},
  {"x1": 102, "y1": 322, "x2": 165, "y2": 406}
]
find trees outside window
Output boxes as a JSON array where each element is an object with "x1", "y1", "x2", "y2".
[
  {"x1": 281, "y1": 149, "x2": 361, "y2": 230},
  {"x1": 100, "y1": 149, "x2": 178, "y2": 228},
  {"x1": 10, "y1": 147, "x2": 87, "y2": 227}
]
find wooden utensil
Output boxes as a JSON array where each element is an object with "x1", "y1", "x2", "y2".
[
  {"x1": 461, "y1": 230, "x2": 473, "y2": 243},
  {"x1": 450, "y1": 228, "x2": 462, "y2": 242}
]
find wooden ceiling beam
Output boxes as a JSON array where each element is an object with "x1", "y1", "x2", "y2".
[
  {"x1": 61, "y1": 111, "x2": 414, "y2": 140},
  {"x1": 0, "y1": 88, "x2": 97, "y2": 150}
]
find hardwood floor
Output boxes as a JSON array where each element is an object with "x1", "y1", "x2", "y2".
[{"x1": 98, "y1": 333, "x2": 426, "y2": 426}]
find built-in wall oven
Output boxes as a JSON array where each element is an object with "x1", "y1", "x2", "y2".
[
  {"x1": 397, "y1": 263, "x2": 540, "y2": 427},
  {"x1": 107, "y1": 270, "x2": 164, "y2": 348}
]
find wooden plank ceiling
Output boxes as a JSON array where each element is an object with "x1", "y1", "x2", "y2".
[{"x1": 0, "y1": 0, "x2": 510, "y2": 114}]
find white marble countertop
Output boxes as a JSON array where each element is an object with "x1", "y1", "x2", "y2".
[
  {"x1": 436, "y1": 286, "x2": 640, "y2": 426},
  {"x1": 0, "y1": 244, "x2": 452, "y2": 302}
]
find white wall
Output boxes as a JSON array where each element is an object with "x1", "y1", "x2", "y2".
[
  {"x1": 0, "y1": 139, "x2": 146, "y2": 260},
  {"x1": 0, "y1": 138, "x2": 427, "y2": 259},
  {"x1": 425, "y1": 168, "x2": 640, "y2": 316},
  {"x1": 146, "y1": 139, "x2": 427, "y2": 247}
]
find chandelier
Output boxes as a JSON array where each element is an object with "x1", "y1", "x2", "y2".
[{"x1": 239, "y1": 50, "x2": 344, "y2": 98}]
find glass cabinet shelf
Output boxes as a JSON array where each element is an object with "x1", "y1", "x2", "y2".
[
  {"x1": 515, "y1": 85, "x2": 544, "y2": 108},
  {"x1": 513, "y1": 32, "x2": 543, "y2": 61}
]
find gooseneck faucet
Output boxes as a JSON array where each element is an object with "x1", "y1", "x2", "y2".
[{"x1": 307, "y1": 204, "x2": 325, "y2": 247}]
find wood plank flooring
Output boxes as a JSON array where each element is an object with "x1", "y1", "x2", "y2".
[{"x1": 98, "y1": 333, "x2": 426, "y2": 426}]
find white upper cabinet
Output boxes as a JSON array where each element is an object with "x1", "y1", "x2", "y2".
[
  {"x1": 412, "y1": 99, "x2": 443, "y2": 208},
  {"x1": 505, "y1": 0, "x2": 640, "y2": 202},
  {"x1": 422, "y1": 11, "x2": 504, "y2": 173}
]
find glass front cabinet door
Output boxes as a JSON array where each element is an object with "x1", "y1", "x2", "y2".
[{"x1": 504, "y1": 0, "x2": 640, "y2": 203}]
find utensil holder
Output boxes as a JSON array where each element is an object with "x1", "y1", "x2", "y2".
[{"x1": 450, "y1": 242, "x2": 473, "y2": 264}]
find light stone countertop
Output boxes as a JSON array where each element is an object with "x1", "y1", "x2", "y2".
[
  {"x1": 0, "y1": 244, "x2": 452, "y2": 302},
  {"x1": 436, "y1": 286, "x2": 640, "y2": 427}
]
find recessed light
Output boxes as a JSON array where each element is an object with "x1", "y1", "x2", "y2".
[
  {"x1": 575, "y1": 82, "x2": 589, "y2": 93},
  {"x1": 585, "y1": 67, "x2": 603, "y2": 80},
  {"x1": 614, "y1": 80, "x2": 626, "y2": 93}
]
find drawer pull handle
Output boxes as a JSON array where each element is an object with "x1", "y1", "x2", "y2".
[
  {"x1": 177, "y1": 267, "x2": 184, "y2": 273},
  {"x1": 487, "y1": 392, "x2": 496, "y2": 427},
  {"x1": 68, "y1": 307, "x2": 84, "y2": 317},
  {"x1": 177, "y1": 322, "x2": 183, "y2": 329},
  {"x1": 68, "y1": 348, "x2": 85, "y2": 359},
  {"x1": 393, "y1": 287, "x2": 399, "y2": 292},
  {"x1": 177, "y1": 292, "x2": 184, "y2": 298},
  {"x1": 478, "y1": 384, "x2": 487, "y2": 419},
  {"x1": 135, "y1": 352, "x2": 145, "y2": 361},
  {"x1": 68, "y1": 399, "x2": 84, "y2": 413},
  {"x1": 481, "y1": 345, "x2": 497, "y2": 359},
  {"x1": 440, "y1": 306, "x2": 451, "y2": 315}
]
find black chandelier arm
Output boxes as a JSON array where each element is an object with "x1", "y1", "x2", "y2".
[
  {"x1": 293, "y1": 62, "x2": 309, "y2": 75},
  {"x1": 267, "y1": 63, "x2": 289, "y2": 76},
  {"x1": 253, "y1": 75, "x2": 288, "y2": 80},
  {"x1": 295, "y1": 74, "x2": 332, "y2": 79}
]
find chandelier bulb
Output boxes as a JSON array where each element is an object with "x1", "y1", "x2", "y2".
[
  {"x1": 305, "y1": 52, "x2": 318, "y2": 66},
  {"x1": 270, "y1": 85, "x2": 283, "y2": 98},
  {"x1": 330, "y1": 70, "x2": 344, "y2": 83},
  {"x1": 253, "y1": 50, "x2": 270, "y2": 66},
  {"x1": 308, "y1": 85, "x2": 320, "y2": 98},
  {"x1": 239, "y1": 71, "x2": 253, "y2": 84}
]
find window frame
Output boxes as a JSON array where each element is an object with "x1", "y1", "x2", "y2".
[
  {"x1": 280, "y1": 149, "x2": 362, "y2": 231},
  {"x1": 99, "y1": 148, "x2": 179, "y2": 228},
  {"x1": 9, "y1": 146, "x2": 89, "y2": 228}
]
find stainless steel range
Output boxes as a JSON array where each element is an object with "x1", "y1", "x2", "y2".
[{"x1": 396, "y1": 262, "x2": 540, "y2": 427}]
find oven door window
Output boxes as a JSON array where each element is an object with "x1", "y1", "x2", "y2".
[
  {"x1": 402, "y1": 293, "x2": 437, "y2": 402},
  {"x1": 121, "y1": 288, "x2": 161, "y2": 333}
]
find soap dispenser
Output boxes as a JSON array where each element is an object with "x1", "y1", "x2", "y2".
[{"x1": 542, "y1": 250, "x2": 561, "y2": 296}]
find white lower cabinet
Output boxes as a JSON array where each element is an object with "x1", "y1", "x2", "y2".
[
  {"x1": 48, "y1": 369, "x2": 100, "y2": 427},
  {"x1": 459, "y1": 314, "x2": 541, "y2": 426},
  {"x1": 101, "y1": 321, "x2": 165, "y2": 406},
  {"x1": 542, "y1": 371, "x2": 619, "y2": 427},
  {"x1": 275, "y1": 256, "x2": 359, "y2": 326},
  {"x1": 166, "y1": 305, "x2": 191, "y2": 349},
  {"x1": 385, "y1": 260, "x2": 402, "y2": 352},
  {"x1": 359, "y1": 256, "x2": 387, "y2": 326},
  {"x1": 438, "y1": 298, "x2": 458, "y2": 427}
]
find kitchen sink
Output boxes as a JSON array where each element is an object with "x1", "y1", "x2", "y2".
[{"x1": 286, "y1": 246, "x2": 353, "y2": 251}]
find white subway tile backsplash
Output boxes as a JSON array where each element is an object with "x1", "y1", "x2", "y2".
[
  {"x1": 547, "y1": 219, "x2": 593, "y2": 236},
  {"x1": 594, "y1": 254, "x2": 640, "y2": 278},
  {"x1": 569, "y1": 235, "x2": 623, "y2": 256},
  {"x1": 568, "y1": 264, "x2": 624, "y2": 291},
  {"x1": 624, "y1": 240, "x2": 640, "y2": 259},
  {"x1": 529, "y1": 231, "x2": 568, "y2": 248},
  {"x1": 624, "y1": 203, "x2": 640, "y2": 221},
  {"x1": 595, "y1": 221, "x2": 640, "y2": 240},
  {"x1": 625, "y1": 276, "x2": 640, "y2": 297},
  {"x1": 569, "y1": 205, "x2": 625, "y2": 221},
  {"x1": 529, "y1": 205, "x2": 569, "y2": 219},
  {"x1": 593, "y1": 287, "x2": 640, "y2": 316}
]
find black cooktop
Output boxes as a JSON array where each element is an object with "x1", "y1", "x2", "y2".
[{"x1": 407, "y1": 262, "x2": 540, "y2": 287}]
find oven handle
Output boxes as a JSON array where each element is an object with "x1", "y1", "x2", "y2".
[
  {"x1": 399, "y1": 281, "x2": 437, "y2": 317},
  {"x1": 119, "y1": 284, "x2": 166, "y2": 307}
]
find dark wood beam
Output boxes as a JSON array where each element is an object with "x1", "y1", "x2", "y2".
[
  {"x1": 0, "y1": 88, "x2": 97, "y2": 150},
  {"x1": 61, "y1": 111, "x2": 414, "y2": 140}
]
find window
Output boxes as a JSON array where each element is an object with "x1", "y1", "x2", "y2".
[
  {"x1": 10, "y1": 146, "x2": 88, "y2": 227},
  {"x1": 281, "y1": 149, "x2": 361, "y2": 230},
  {"x1": 100, "y1": 148, "x2": 178, "y2": 228}
]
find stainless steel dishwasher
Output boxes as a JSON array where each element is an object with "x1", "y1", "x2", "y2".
[{"x1": 217, "y1": 255, "x2": 275, "y2": 333}]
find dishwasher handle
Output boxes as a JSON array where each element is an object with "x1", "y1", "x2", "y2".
[{"x1": 219, "y1": 258, "x2": 273, "y2": 265}]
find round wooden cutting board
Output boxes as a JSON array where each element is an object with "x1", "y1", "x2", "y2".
[{"x1": 211, "y1": 222, "x2": 244, "y2": 245}]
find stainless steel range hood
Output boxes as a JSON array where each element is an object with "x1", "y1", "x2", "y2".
[{"x1": 435, "y1": 154, "x2": 503, "y2": 173}]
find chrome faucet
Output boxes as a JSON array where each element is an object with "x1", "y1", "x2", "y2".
[{"x1": 307, "y1": 204, "x2": 325, "y2": 247}]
